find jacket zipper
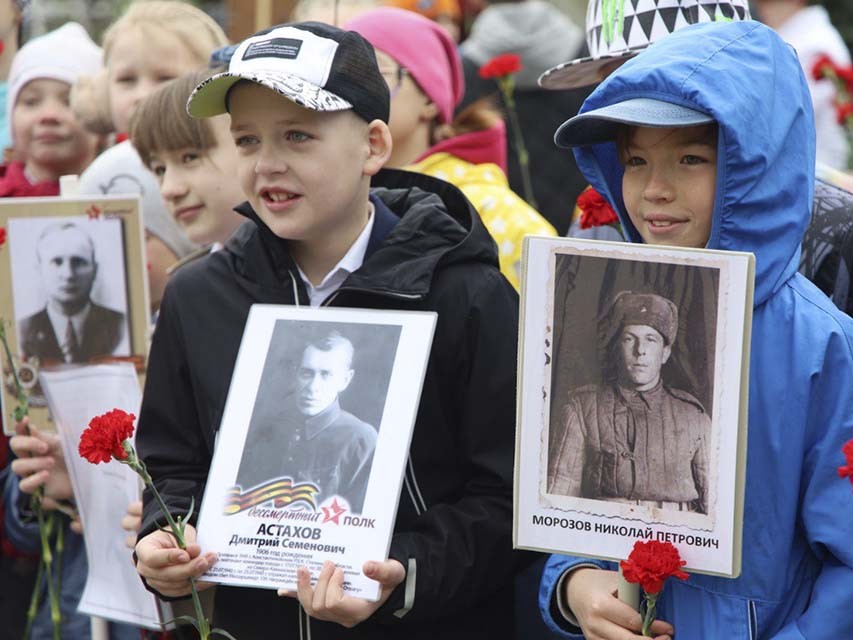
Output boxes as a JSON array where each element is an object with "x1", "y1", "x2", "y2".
[
  {"x1": 748, "y1": 600, "x2": 757, "y2": 640},
  {"x1": 407, "y1": 456, "x2": 428, "y2": 513},
  {"x1": 321, "y1": 287, "x2": 423, "y2": 308}
]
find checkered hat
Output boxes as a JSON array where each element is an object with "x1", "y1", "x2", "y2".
[{"x1": 539, "y1": 0, "x2": 751, "y2": 90}]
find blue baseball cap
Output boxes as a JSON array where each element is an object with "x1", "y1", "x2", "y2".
[{"x1": 554, "y1": 97, "x2": 714, "y2": 149}]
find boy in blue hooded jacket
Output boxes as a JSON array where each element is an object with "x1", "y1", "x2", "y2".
[{"x1": 539, "y1": 20, "x2": 853, "y2": 640}]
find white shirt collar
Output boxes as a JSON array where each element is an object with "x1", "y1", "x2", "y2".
[
  {"x1": 46, "y1": 301, "x2": 91, "y2": 349},
  {"x1": 296, "y1": 204, "x2": 375, "y2": 306}
]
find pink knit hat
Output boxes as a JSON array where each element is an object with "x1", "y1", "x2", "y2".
[{"x1": 344, "y1": 7, "x2": 463, "y2": 124}]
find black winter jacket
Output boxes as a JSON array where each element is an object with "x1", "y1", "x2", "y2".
[{"x1": 136, "y1": 169, "x2": 527, "y2": 640}]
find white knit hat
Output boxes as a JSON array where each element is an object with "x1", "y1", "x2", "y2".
[{"x1": 7, "y1": 22, "x2": 102, "y2": 138}]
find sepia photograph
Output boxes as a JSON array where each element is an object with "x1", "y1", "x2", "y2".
[
  {"x1": 515, "y1": 237, "x2": 753, "y2": 576},
  {"x1": 546, "y1": 254, "x2": 718, "y2": 519}
]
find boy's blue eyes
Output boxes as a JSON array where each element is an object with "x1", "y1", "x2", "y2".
[{"x1": 233, "y1": 131, "x2": 311, "y2": 147}]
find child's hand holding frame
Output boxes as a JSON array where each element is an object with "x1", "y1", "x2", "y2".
[{"x1": 280, "y1": 558, "x2": 406, "y2": 628}]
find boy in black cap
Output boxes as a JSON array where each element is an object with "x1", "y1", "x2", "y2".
[{"x1": 133, "y1": 22, "x2": 523, "y2": 639}]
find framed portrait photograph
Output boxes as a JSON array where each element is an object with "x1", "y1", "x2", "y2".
[
  {"x1": 515, "y1": 237, "x2": 754, "y2": 577},
  {"x1": 0, "y1": 195, "x2": 149, "y2": 435},
  {"x1": 197, "y1": 305, "x2": 436, "y2": 600}
]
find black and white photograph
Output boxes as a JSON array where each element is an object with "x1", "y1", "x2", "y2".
[
  {"x1": 9, "y1": 215, "x2": 131, "y2": 365},
  {"x1": 235, "y1": 320, "x2": 401, "y2": 514},
  {"x1": 197, "y1": 305, "x2": 436, "y2": 598},
  {"x1": 0, "y1": 196, "x2": 149, "y2": 436},
  {"x1": 515, "y1": 237, "x2": 753, "y2": 576},
  {"x1": 546, "y1": 254, "x2": 718, "y2": 519}
]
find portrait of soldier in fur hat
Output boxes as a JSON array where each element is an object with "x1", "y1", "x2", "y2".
[{"x1": 547, "y1": 291, "x2": 710, "y2": 514}]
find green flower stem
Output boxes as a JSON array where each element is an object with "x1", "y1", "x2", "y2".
[
  {"x1": 4, "y1": 321, "x2": 62, "y2": 639},
  {"x1": 124, "y1": 447, "x2": 211, "y2": 639},
  {"x1": 499, "y1": 77, "x2": 539, "y2": 210},
  {"x1": 55, "y1": 523, "x2": 64, "y2": 620},
  {"x1": 0, "y1": 322, "x2": 28, "y2": 421},
  {"x1": 23, "y1": 553, "x2": 44, "y2": 639},
  {"x1": 38, "y1": 511, "x2": 61, "y2": 640},
  {"x1": 641, "y1": 592, "x2": 659, "y2": 637}
]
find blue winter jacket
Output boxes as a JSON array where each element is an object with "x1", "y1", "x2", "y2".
[{"x1": 539, "y1": 21, "x2": 853, "y2": 639}]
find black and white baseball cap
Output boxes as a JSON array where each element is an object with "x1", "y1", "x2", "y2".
[{"x1": 187, "y1": 22, "x2": 390, "y2": 123}]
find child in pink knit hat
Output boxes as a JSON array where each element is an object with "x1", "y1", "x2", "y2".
[{"x1": 345, "y1": 6, "x2": 556, "y2": 290}]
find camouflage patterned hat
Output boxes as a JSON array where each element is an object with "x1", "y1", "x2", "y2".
[{"x1": 539, "y1": 0, "x2": 751, "y2": 91}]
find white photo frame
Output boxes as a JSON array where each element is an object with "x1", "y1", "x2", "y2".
[
  {"x1": 514, "y1": 237, "x2": 754, "y2": 577},
  {"x1": 197, "y1": 305, "x2": 436, "y2": 600}
]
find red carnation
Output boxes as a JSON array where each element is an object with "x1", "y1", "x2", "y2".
[
  {"x1": 78, "y1": 408, "x2": 136, "y2": 464},
  {"x1": 479, "y1": 53, "x2": 523, "y2": 79},
  {"x1": 837, "y1": 102, "x2": 853, "y2": 126},
  {"x1": 620, "y1": 540, "x2": 689, "y2": 595},
  {"x1": 577, "y1": 187, "x2": 619, "y2": 229},
  {"x1": 77, "y1": 406, "x2": 225, "y2": 638},
  {"x1": 838, "y1": 438, "x2": 853, "y2": 487},
  {"x1": 835, "y1": 66, "x2": 853, "y2": 92},
  {"x1": 812, "y1": 54, "x2": 837, "y2": 81}
]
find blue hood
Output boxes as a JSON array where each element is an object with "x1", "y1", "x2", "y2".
[{"x1": 573, "y1": 21, "x2": 815, "y2": 305}]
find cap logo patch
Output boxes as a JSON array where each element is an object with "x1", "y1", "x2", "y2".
[{"x1": 243, "y1": 38, "x2": 303, "y2": 62}]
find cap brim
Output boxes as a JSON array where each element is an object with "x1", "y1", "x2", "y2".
[
  {"x1": 554, "y1": 98, "x2": 714, "y2": 148},
  {"x1": 539, "y1": 49, "x2": 641, "y2": 91},
  {"x1": 187, "y1": 70, "x2": 354, "y2": 118}
]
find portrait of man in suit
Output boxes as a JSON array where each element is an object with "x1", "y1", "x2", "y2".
[{"x1": 17, "y1": 222, "x2": 128, "y2": 364}]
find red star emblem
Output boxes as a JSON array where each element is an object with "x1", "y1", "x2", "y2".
[{"x1": 321, "y1": 498, "x2": 347, "y2": 525}]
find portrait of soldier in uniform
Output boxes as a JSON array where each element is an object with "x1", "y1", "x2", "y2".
[
  {"x1": 237, "y1": 330, "x2": 378, "y2": 513},
  {"x1": 17, "y1": 222, "x2": 128, "y2": 364},
  {"x1": 547, "y1": 291, "x2": 710, "y2": 514}
]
